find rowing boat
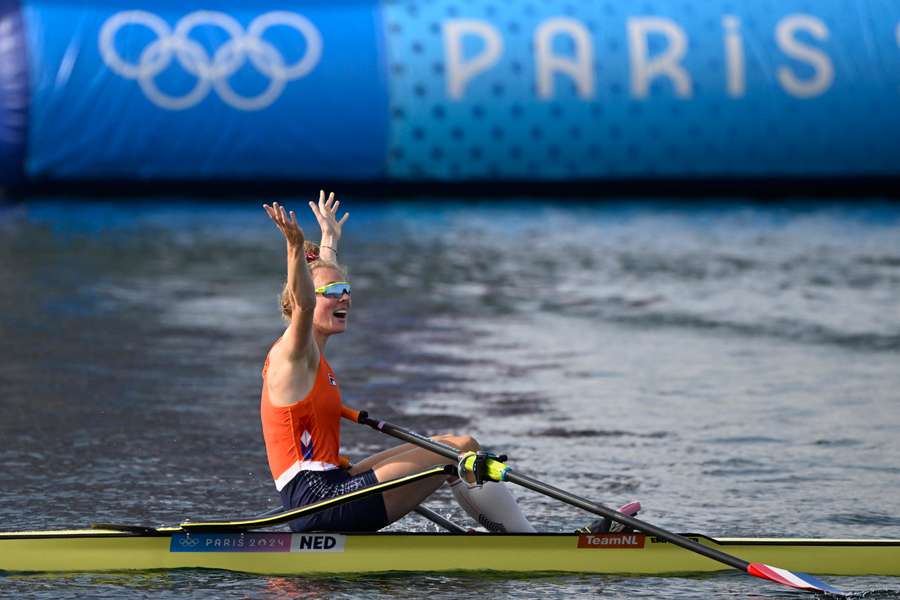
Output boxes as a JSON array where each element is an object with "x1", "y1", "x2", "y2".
[
  {"x1": 2, "y1": 414, "x2": 885, "y2": 594},
  {"x1": 2, "y1": 528, "x2": 898, "y2": 576}
]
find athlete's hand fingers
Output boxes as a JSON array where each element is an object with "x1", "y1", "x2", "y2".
[
  {"x1": 271, "y1": 202, "x2": 283, "y2": 223},
  {"x1": 308, "y1": 200, "x2": 322, "y2": 222},
  {"x1": 266, "y1": 204, "x2": 290, "y2": 239},
  {"x1": 266, "y1": 203, "x2": 285, "y2": 227},
  {"x1": 338, "y1": 212, "x2": 349, "y2": 226}
]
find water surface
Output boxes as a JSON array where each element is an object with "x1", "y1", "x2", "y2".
[{"x1": 1, "y1": 199, "x2": 899, "y2": 597}]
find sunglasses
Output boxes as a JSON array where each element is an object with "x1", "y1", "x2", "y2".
[{"x1": 315, "y1": 281, "x2": 351, "y2": 299}]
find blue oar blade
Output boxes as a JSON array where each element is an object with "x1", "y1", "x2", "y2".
[{"x1": 748, "y1": 563, "x2": 845, "y2": 595}]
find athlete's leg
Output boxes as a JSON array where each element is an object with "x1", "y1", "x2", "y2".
[
  {"x1": 370, "y1": 435, "x2": 479, "y2": 523},
  {"x1": 349, "y1": 434, "x2": 463, "y2": 474},
  {"x1": 449, "y1": 479, "x2": 536, "y2": 532},
  {"x1": 358, "y1": 435, "x2": 536, "y2": 532}
]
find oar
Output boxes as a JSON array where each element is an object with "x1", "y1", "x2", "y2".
[
  {"x1": 349, "y1": 409, "x2": 844, "y2": 596},
  {"x1": 415, "y1": 505, "x2": 467, "y2": 533}
]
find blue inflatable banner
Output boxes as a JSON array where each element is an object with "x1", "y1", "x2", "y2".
[
  {"x1": 5, "y1": 0, "x2": 900, "y2": 183},
  {"x1": 23, "y1": 0, "x2": 388, "y2": 180},
  {"x1": 381, "y1": 0, "x2": 900, "y2": 179},
  {"x1": 0, "y1": 0, "x2": 27, "y2": 183}
]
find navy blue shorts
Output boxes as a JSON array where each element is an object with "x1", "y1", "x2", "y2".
[{"x1": 279, "y1": 468, "x2": 389, "y2": 533}]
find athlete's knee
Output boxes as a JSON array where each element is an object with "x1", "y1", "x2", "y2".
[{"x1": 436, "y1": 434, "x2": 479, "y2": 452}]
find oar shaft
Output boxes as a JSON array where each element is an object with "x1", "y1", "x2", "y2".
[
  {"x1": 414, "y1": 506, "x2": 467, "y2": 533},
  {"x1": 502, "y1": 470, "x2": 748, "y2": 571},
  {"x1": 363, "y1": 417, "x2": 462, "y2": 460},
  {"x1": 360, "y1": 414, "x2": 748, "y2": 572}
]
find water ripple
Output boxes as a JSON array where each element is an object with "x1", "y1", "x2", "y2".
[{"x1": 530, "y1": 428, "x2": 669, "y2": 439}]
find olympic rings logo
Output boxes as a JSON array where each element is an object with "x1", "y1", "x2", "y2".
[
  {"x1": 178, "y1": 536, "x2": 200, "y2": 547},
  {"x1": 99, "y1": 10, "x2": 322, "y2": 111}
]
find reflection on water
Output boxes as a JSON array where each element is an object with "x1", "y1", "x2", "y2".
[
  {"x1": 1, "y1": 199, "x2": 899, "y2": 598},
  {"x1": 2, "y1": 570, "x2": 897, "y2": 599}
]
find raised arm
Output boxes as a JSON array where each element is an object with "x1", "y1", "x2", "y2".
[
  {"x1": 308, "y1": 190, "x2": 349, "y2": 263},
  {"x1": 263, "y1": 201, "x2": 317, "y2": 364}
]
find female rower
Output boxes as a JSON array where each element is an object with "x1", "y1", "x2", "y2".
[{"x1": 261, "y1": 192, "x2": 535, "y2": 533}]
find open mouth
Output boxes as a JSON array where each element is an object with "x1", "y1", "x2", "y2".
[{"x1": 333, "y1": 309, "x2": 348, "y2": 319}]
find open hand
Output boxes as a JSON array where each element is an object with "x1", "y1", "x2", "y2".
[
  {"x1": 263, "y1": 202, "x2": 305, "y2": 248},
  {"x1": 309, "y1": 190, "x2": 349, "y2": 241}
]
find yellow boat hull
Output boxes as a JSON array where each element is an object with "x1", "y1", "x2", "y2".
[{"x1": 2, "y1": 531, "x2": 899, "y2": 576}]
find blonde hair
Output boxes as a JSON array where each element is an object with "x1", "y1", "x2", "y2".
[{"x1": 280, "y1": 240, "x2": 348, "y2": 320}]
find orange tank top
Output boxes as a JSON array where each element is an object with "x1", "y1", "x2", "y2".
[{"x1": 260, "y1": 346, "x2": 348, "y2": 491}]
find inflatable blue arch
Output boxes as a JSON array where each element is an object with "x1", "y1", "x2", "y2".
[{"x1": 1, "y1": 0, "x2": 899, "y2": 186}]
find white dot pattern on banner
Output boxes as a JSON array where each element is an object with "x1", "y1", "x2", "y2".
[{"x1": 381, "y1": 0, "x2": 900, "y2": 179}]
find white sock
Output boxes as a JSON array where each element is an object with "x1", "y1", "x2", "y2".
[{"x1": 449, "y1": 479, "x2": 537, "y2": 533}]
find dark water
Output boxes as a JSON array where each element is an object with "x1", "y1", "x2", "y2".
[{"x1": 1, "y1": 199, "x2": 899, "y2": 598}]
